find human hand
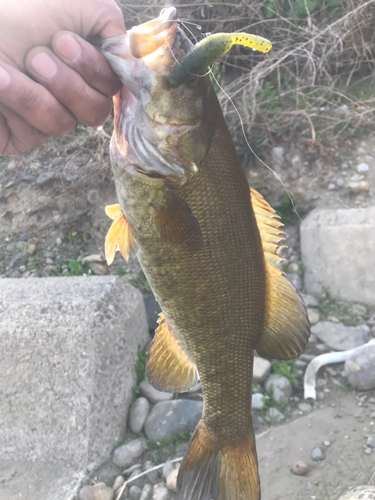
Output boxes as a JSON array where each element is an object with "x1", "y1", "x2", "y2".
[{"x1": 0, "y1": 0, "x2": 126, "y2": 155}]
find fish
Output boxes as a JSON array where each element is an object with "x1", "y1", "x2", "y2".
[{"x1": 101, "y1": 7, "x2": 310, "y2": 500}]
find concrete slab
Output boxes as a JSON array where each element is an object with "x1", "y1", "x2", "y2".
[
  {"x1": 0, "y1": 276, "x2": 149, "y2": 499},
  {"x1": 300, "y1": 207, "x2": 375, "y2": 305}
]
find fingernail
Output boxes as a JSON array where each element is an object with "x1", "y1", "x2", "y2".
[
  {"x1": 30, "y1": 52, "x2": 58, "y2": 79},
  {"x1": 54, "y1": 33, "x2": 82, "y2": 62},
  {"x1": 0, "y1": 66, "x2": 11, "y2": 89}
]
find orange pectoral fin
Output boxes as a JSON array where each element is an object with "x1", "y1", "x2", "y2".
[
  {"x1": 147, "y1": 313, "x2": 198, "y2": 393},
  {"x1": 105, "y1": 205, "x2": 134, "y2": 265},
  {"x1": 153, "y1": 187, "x2": 203, "y2": 254}
]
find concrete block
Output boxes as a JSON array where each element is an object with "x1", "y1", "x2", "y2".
[
  {"x1": 301, "y1": 207, "x2": 375, "y2": 305},
  {"x1": 0, "y1": 276, "x2": 149, "y2": 499}
]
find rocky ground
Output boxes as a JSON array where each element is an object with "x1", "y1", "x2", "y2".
[{"x1": 1, "y1": 122, "x2": 375, "y2": 500}]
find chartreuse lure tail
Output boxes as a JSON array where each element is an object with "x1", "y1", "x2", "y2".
[{"x1": 168, "y1": 32, "x2": 272, "y2": 88}]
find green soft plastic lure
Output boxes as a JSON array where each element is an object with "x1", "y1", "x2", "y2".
[{"x1": 168, "y1": 32, "x2": 272, "y2": 88}]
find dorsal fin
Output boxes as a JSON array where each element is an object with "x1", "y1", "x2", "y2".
[
  {"x1": 147, "y1": 313, "x2": 198, "y2": 393},
  {"x1": 105, "y1": 204, "x2": 135, "y2": 265},
  {"x1": 250, "y1": 189, "x2": 310, "y2": 359}
]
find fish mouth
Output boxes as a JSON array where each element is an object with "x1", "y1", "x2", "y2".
[
  {"x1": 129, "y1": 7, "x2": 178, "y2": 59},
  {"x1": 102, "y1": 8, "x2": 196, "y2": 180}
]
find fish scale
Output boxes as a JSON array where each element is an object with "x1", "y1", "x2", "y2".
[{"x1": 102, "y1": 7, "x2": 309, "y2": 500}]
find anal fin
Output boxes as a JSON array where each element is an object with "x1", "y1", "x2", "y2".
[
  {"x1": 147, "y1": 313, "x2": 198, "y2": 393},
  {"x1": 105, "y1": 204, "x2": 134, "y2": 265},
  {"x1": 250, "y1": 189, "x2": 310, "y2": 359}
]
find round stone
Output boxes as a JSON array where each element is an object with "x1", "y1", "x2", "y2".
[
  {"x1": 139, "y1": 380, "x2": 173, "y2": 404},
  {"x1": 291, "y1": 461, "x2": 307, "y2": 476},
  {"x1": 312, "y1": 447, "x2": 324, "y2": 461},
  {"x1": 129, "y1": 397, "x2": 151, "y2": 434},
  {"x1": 112, "y1": 438, "x2": 144, "y2": 468},
  {"x1": 166, "y1": 469, "x2": 178, "y2": 492},
  {"x1": 265, "y1": 374, "x2": 292, "y2": 405}
]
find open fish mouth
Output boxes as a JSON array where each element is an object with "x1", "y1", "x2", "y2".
[{"x1": 101, "y1": 8, "x2": 201, "y2": 181}]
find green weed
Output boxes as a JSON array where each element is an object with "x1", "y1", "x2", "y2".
[
  {"x1": 128, "y1": 271, "x2": 152, "y2": 294},
  {"x1": 275, "y1": 193, "x2": 300, "y2": 226},
  {"x1": 132, "y1": 346, "x2": 148, "y2": 400},
  {"x1": 316, "y1": 292, "x2": 358, "y2": 326},
  {"x1": 271, "y1": 360, "x2": 298, "y2": 384},
  {"x1": 143, "y1": 430, "x2": 193, "y2": 462}
]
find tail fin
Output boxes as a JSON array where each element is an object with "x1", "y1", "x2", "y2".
[{"x1": 177, "y1": 421, "x2": 260, "y2": 500}]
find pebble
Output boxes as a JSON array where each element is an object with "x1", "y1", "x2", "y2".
[
  {"x1": 112, "y1": 438, "x2": 144, "y2": 468},
  {"x1": 336, "y1": 178, "x2": 344, "y2": 187},
  {"x1": 7, "y1": 159, "x2": 16, "y2": 170},
  {"x1": 287, "y1": 273, "x2": 302, "y2": 291},
  {"x1": 143, "y1": 460, "x2": 159, "y2": 484},
  {"x1": 90, "y1": 263, "x2": 108, "y2": 275},
  {"x1": 252, "y1": 393, "x2": 264, "y2": 411},
  {"x1": 36, "y1": 172, "x2": 55, "y2": 185},
  {"x1": 341, "y1": 162, "x2": 348, "y2": 170},
  {"x1": 348, "y1": 180, "x2": 370, "y2": 194},
  {"x1": 301, "y1": 294, "x2": 318, "y2": 308},
  {"x1": 162, "y1": 461, "x2": 174, "y2": 481},
  {"x1": 87, "y1": 189, "x2": 100, "y2": 204},
  {"x1": 265, "y1": 374, "x2": 292, "y2": 405},
  {"x1": 144, "y1": 400, "x2": 202, "y2": 441},
  {"x1": 328, "y1": 183, "x2": 336, "y2": 190},
  {"x1": 253, "y1": 356, "x2": 271, "y2": 383},
  {"x1": 365, "y1": 447, "x2": 372, "y2": 455},
  {"x1": 130, "y1": 485, "x2": 142, "y2": 500},
  {"x1": 287, "y1": 262, "x2": 300, "y2": 274},
  {"x1": 367, "y1": 437, "x2": 375, "y2": 448},
  {"x1": 166, "y1": 469, "x2": 178, "y2": 492},
  {"x1": 127, "y1": 468, "x2": 144, "y2": 489},
  {"x1": 129, "y1": 397, "x2": 151, "y2": 434},
  {"x1": 312, "y1": 447, "x2": 325, "y2": 461},
  {"x1": 9, "y1": 252, "x2": 27, "y2": 268},
  {"x1": 357, "y1": 163, "x2": 369, "y2": 172},
  {"x1": 291, "y1": 460, "x2": 307, "y2": 476},
  {"x1": 112, "y1": 476, "x2": 125, "y2": 492},
  {"x1": 266, "y1": 407, "x2": 285, "y2": 423},
  {"x1": 295, "y1": 360, "x2": 307, "y2": 369},
  {"x1": 139, "y1": 484, "x2": 153, "y2": 500},
  {"x1": 139, "y1": 380, "x2": 173, "y2": 404},
  {"x1": 152, "y1": 483, "x2": 169, "y2": 500},
  {"x1": 27, "y1": 243, "x2": 36, "y2": 256},
  {"x1": 97, "y1": 464, "x2": 120, "y2": 487},
  {"x1": 271, "y1": 146, "x2": 284, "y2": 165},
  {"x1": 323, "y1": 440, "x2": 331, "y2": 447},
  {"x1": 312, "y1": 322, "x2": 371, "y2": 351},
  {"x1": 298, "y1": 402, "x2": 312, "y2": 412},
  {"x1": 46, "y1": 257, "x2": 54, "y2": 265},
  {"x1": 82, "y1": 254, "x2": 105, "y2": 263},
  {"x1": 79, "y1": 483, "x2": 114, "y2": 500},
  {"x1": 345, "y1": 342, "x2": 375, "y2": 391},
  {"x1": 307, "y1": 308, "x2": 320, "y2": 325},
  {"x1": 56, "y1": 237, "x2": 62, "y2": 245}
]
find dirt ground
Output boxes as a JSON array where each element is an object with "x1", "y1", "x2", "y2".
[{"x1": 0, "y1": 103, "x2": 375, "y2": 499}]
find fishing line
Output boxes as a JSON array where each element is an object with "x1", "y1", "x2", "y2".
[
  {"x1": 210, "y1": 72, "x2": 303, "y2": 224},
  {"x1": 169, "y1": 21, "x2": 302, "y2": 222}
]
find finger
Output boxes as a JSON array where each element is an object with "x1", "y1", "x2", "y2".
[
  {"x1": 0, "y1": 105, "x2": 49, "y2": 155},
  {"x1": 0, "y1": 63, "x2": 76, "y2": 137},
  {"x1": 80, "y1": 0, "x2": 127, "y2": 38},
  {"x1": 52, "y1": 31, "x2": 121, "y2": 97},
  {"x1": 26, "y1": 46, "x2": 112, "y2": 128}
]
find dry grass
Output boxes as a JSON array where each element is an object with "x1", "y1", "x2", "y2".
[{"x1": 117, "y1": 0, "x2": 375, "y2": 153}]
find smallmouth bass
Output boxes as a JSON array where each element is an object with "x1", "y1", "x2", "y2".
[{"x1": 102, "y1": 8, "x2": 309, "y2": 500}]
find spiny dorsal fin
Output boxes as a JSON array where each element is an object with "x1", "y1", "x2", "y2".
[
  {"x1": 250, "y1": 189, "x2": 310, "y2": 359},
  {"x1": 147, "y1": 313, "x2": 198, "y2": 393},
  {"x1": 105, "y1": 204, "x2": 134, "y2": 265}
]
